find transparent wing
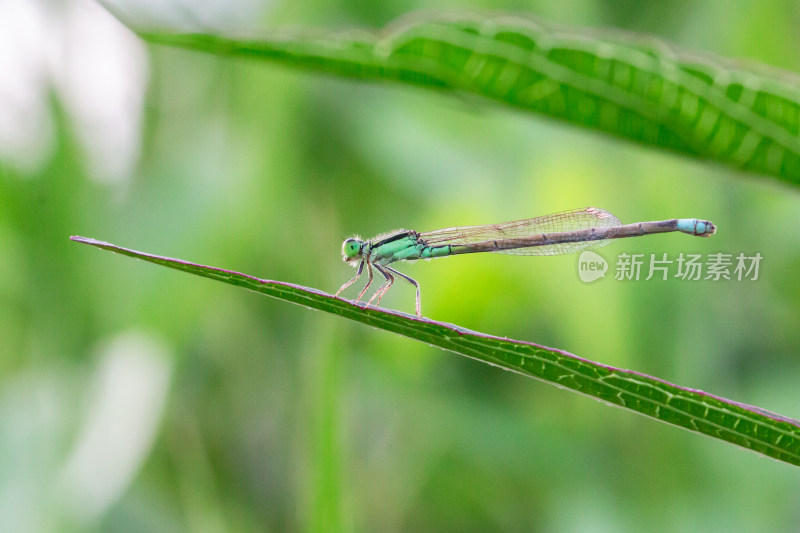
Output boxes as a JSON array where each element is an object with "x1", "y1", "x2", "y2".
[{"x1": 418, "y1": 207, "x2": 622, "y2": 256}]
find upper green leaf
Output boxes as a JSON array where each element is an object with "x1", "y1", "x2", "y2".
[{"x1": 130, "y1": 11, "x2": 800, "y2": 185}]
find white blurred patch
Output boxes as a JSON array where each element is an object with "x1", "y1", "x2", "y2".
[
  {"x1": 0, "y1": 0, "x2": 147, "y2": 184},
  {"x1": 56, "y1": 0, "x2": 148, "y2": 185},
  {"x1": 0, "y1": 0, "x2": 55, "y2": 173},
  {"x1": 57, "y1": 331, "x2": 172, "y2": 524},
  {"x1": 1, "y1": 0, "x2": 277, "y2": 182},
  {"x1": 0, "y1": 373, "x2": 67, "y2": 533}
]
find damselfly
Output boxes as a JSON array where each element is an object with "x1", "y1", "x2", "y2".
[{"x1": 336, "y1": 207, "x2": 716, "y2": 317}]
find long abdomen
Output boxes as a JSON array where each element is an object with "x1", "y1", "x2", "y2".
[{"x1": 448, "y1": 218, "x2": 715, "y2": 255}]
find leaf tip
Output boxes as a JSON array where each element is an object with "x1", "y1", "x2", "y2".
[{"x1": 70, "y1": 235, "x2": 111, "y2": 247}]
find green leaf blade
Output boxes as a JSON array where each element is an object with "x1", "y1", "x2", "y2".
[
  {"x1": 70, "y1": 235, "x2": 800, "y2": 467},
  {"x1": 134, "y1": 12, "x2": 800, "y2": 184}
]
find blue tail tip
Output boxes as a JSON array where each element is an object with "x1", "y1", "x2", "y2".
[{"x1": 677, "y1": 219, "x2": 716, "y2": 236}]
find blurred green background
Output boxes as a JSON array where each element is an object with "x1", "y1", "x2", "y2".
[{"x1": 2, "y1": 0, "x2": 800, "y2": 531}]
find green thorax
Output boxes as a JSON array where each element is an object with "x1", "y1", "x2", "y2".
[{"x1": 367, "y1": 231, "x2": 452, "y2": 265}]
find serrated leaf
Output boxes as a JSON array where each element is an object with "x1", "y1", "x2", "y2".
[
  {"x1": 122, "y1": 11, "x2": 800, "y2": 185},
  {"x1": 71, "y1": 235, "x2": 800, "y2": 467}
]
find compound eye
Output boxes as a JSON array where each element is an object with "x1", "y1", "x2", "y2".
[{"x1": 341, "y1": 238, "x2": 361, "y2": 261}]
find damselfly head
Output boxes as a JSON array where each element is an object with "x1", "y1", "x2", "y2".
[{"x1": 341, "y1": 238, "x2": 363, "y2": 263}]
